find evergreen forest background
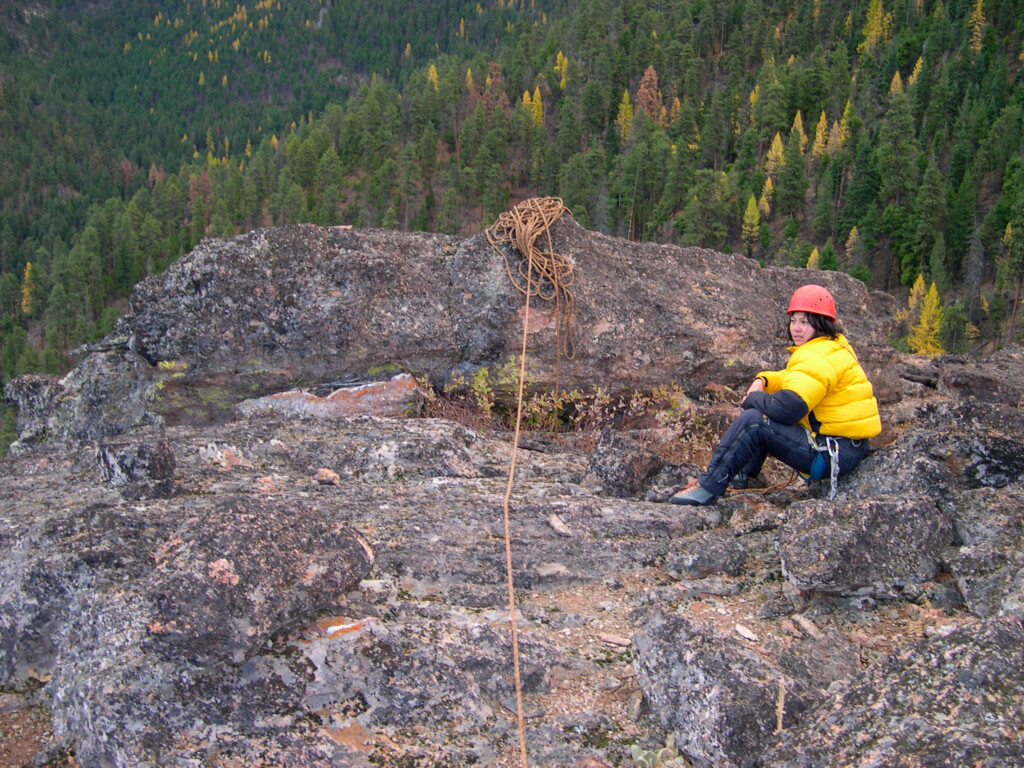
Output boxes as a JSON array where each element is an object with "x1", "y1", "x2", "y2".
[{"x1": 2, "y1": 0, "x2": 1024, "y2": 452}]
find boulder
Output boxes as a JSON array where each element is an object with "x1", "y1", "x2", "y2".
[
  {"x1": 6, "y1": 219, "x2": 1024, "y2": 768},
  {"x1": 765, "y1": 616, "x2": 1024, "y2": 767},
  {"x1": 632, "y1": 613, "x2": 819, "y2": 768},
  {"x1": 666, "y1": 529, "x2": 746, "y2": 578},
  {"x1": 942, "y1": 486, "x2": 1024, "y2": 618},
  {"x1": 95, "y1": 437, "x2": 175, "y2": 499},
  {"x1": 586, "y1": 428, "x2": 665, "y2": 497},
  {"x1": 4, "y1": 217, "x2": 899, "y2": 448},
  {"x1": 778, "y1": 497, "x2": 954, "y2": 598}
]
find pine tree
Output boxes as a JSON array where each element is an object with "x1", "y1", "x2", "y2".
[
  {"x1": 908, "y1": 280, "x2": 943, "y2": 356},
  {"x1": 530, "y1": 86, "x2": 543, "y2": 127},
  {"x1": 615, "y1": 90, "x2": 634, "y2": 147},
  {"x1": 811, "y1": 111, "x2": 828, "y2": 161},
  {"x1": 913, "y1": 159, "x2": 946, "y2": 273},
  {"x1": 813, "y1": 172, "x2": 835, "y2": 241},
  {"x1": 826, "y1": 120, "x2": 843, "y2": 158},
  {"x1": 765, "y1": 132, "x2": 785, "y2": 178},
  {"x1": 776, "y1": 131, "x2": 808, "y2": 216},
  {"x1": 998, "y1": 162, "x2": 1024, "y2": 339},
  {"x1": 844, "y1": 226, "x2": 861, "y2": 266},
  {"x1": 636, "y1": 66, "x2": 660, "y2": 121},
  {"x1": 742, "y1": 195, "x2": 760, "y2": 256},
  {"x1": 791, "y1": 111, "x2": 807, "y2": 154},
  {"x1": 554, "y1": 51, "x2": 568, "y2": 90},
  {"x1": 889, "y1": 72, "x2": 903, "y2": 97},
  {"x1": 858, "y1": 0, "x2": 892, "y2": 56},
  {"x1": 20, "y1": 262, "x2": 37, "y2": 317},
  {"x1": 968, "y1": 0, "x2": 986, "y2": 54}
]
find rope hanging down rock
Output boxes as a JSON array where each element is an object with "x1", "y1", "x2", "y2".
[
  {"x1": 484, "y1": 196, "x2": 572, "y2": 768},
  {"x1": 486, "y1": 196, "x2": 575, "y2": 362}
]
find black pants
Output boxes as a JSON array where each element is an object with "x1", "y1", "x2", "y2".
[{"x1": 697, "y1": 409, "x2": 869, "y2": 497}]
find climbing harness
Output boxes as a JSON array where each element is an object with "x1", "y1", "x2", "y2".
[
  {"x1": 801, "y1": 431, "x2": 842, "y2": 500},
  {"x1": 486, "y1": 197, "x2": 572, "y2": 768}
]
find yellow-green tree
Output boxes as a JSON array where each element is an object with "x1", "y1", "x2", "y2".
[
  {"x1": 530, "y1": 85, "x2": 543, "y2": 127},
  {"x1": 742, "y1": 195, "x2": 760, "y2": 256},
  {"x1": 806, "y1": 247, "x2": 820, "y2": 269},
  {"x1": 554, "y1": 51, "x2": 568, "y2": 90},
  {"x1": 858, "y1": 0, "x2": 892, "y2": 55},
  {"x1": 811, "y1": 111, "x2": 828, "y2": 161},
  {"x1": 844, "y1": 225, "x2": 861, "y2": 266},
  {"x1": 765, "y1": 132, "x2": 785, "y2": 178},
  {"x1": 908, "y1": 279, "x2": 944, "y2": 356},
  {"x1": 791, "y1": 111, "x2": 807, "y2": 153},
  {"x1": 615, "y1": 89, "x2": 634, "y2": 146},
  {"x1": 969, "y1": 0, "x2": 985, "y2": 54},
  {"x1": 20, "y1": 262, "x2": 37, "y2": 316}
]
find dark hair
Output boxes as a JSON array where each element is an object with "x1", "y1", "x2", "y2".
[{"x1": 788, "y1": 312, "x2": 843, "y2": 343}]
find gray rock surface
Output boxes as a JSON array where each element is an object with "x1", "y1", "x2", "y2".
[
  {"x1": 943, "y1": 487, "x2": 1024, "y2": 618},
  {"x1": 778, "y1": 497, "x2": 954, "y2": 598},
  {"x1": 765, "y1": 615, "x2": 1024, "y2": 768},
  {"x1": 2, "y1": 221, "x2": 1024, "y2": 768},
  {"x1": 632, "y1": 613, "x2": 819, "y2": 768},
  {"x1": 4, "y1": 217, "x2": 899, "y2": 450}
]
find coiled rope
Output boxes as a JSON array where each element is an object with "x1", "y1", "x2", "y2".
[
  {"x1": 487, "y1": 197, "x2": 575, "y2": 363},
  {"x1": 485, "y1": 197, "x2": 571, "y2": 768}
]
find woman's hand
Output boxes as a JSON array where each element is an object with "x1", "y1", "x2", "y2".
[{"x1": 740, "y1": 377, "x2": 765, "y2": 410}]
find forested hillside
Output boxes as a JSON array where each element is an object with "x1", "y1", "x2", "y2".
[{"x1": 2, "y1": 0, "x2": 1024, "y2": 451}]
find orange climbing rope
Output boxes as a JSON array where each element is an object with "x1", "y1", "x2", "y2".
[
  {"x1": 486, "y1": 197, "x2": 575, "y2": 363},
  {"x1": 486, "y1": 197, "x2": 571, "y2": 768}
]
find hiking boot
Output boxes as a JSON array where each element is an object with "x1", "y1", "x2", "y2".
[
  {"x1": 731, "y1": 472, "x2": 766, "y2": 490},
  {"x1": 668, "y1": 480, "x2": 717, "y2": 506}
]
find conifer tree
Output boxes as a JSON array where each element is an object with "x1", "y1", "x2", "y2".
[
  {"x1": 858, "y1": 0, "x2": 892, "y2": 56},
  {"x1": 776, "y1": 131, "x2": 808, "y2": 216},
  {"x1": 913, "y1": 159, "x2": 946, "y2": 273},
  {"x1": 811, "y1": 111, "x2": 828, "y2": 161},
  {"x1": 742, "y1": 195, "x2": 760, "y2": 257},
  {"x1": 765, "y1": 132, "x2": 785, "y2": 178},
  {"x1": 791, "y1": 111, "x2": 807, "y2": 154},
  {"x1": 826, "y1": 121, "x2": 843, "y2": 158},
  {"x1": 844, "y1": 226, "x2": 861, "y2": 266},
  {"x1": 968, "y1": 0, "x2": 986, "y2": 54},
  {"x1": 813, "y1": 172, "x2": 835, "y2": 241},
  {"x1": 20, "y1": 262, "x2": 37, "y2": 317},
  {"x1": 908, "y1": 280, "x2": 943, "y2": 357},
  {"x1": 554, "y1": 51, "x2": 568, "y2": 90},
  {"x1": 530, "y1": 86, "x2": 543, "y2": 127},
  {"x1": 636, "y1": 66, "x2": 660, "y2": 121},
  {"x1": 615, "y1": 90, "x2": 634, "y2": 147},
  {"x1": 998, "y1": 162, "x2": 1024, "y2": 340}
]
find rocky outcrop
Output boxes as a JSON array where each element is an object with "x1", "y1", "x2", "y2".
[
  {"x1": 2, "y1": 220, "x2": 1023, "y2": 768},
  {"x1": 765, "y1": 615, "x2": 1024, "y2": 768},
  {"x1": 3, "y1": 217, "x2": 899, "y2": 451}
]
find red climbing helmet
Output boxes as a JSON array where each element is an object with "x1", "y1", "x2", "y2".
[{"x1": 787, "y1": 284, "x2": 836, "y2": 320}]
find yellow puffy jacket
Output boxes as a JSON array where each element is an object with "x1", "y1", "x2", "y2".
[{"x1": 758, "y1": 334, "x2": 881, "y2": 440}]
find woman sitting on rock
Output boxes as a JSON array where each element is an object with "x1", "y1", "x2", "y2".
[{"x1": 670, "y1": 284, "x2": 881, "y2": 506}]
